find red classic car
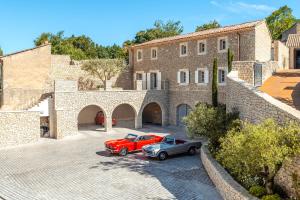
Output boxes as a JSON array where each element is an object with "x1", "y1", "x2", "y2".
[
  {"x1": 95, "y1": 111, "x2": 116, "y2": 126},
  {"x1": 104, "y1": 133, "x2": 163, "y2": 156}
]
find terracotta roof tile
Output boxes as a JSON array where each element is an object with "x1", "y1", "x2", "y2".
[
  {"x1": 286, "y1": 34, "x2": 300, "y2": 47},
  {"x1": 132, "y1": 20, "x2": 264, "y2": 48}
]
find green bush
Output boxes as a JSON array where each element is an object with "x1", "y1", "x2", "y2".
[
  {"x1": 216, "y1": 119, "x2": 300, "y2": 194},
  {"x1": 249, "y1": 185, "x2": 267, "y2": 198},
  {"x1": 183, "y1": 103, "x2": 239, "y2": 151},
  {"x1": 261, "y1": 194, "x2": 281, "y2": 200}
]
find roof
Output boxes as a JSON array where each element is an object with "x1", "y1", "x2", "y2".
[
  {"x1": 286, "y1": 34, "x2": 300, "y2": 47},
  {"x1": 0, "y1": 43, "x2": 51, "y2": 59},
  {"x1": 132, "y1": 20, "x2": 264, "y2": 48}
]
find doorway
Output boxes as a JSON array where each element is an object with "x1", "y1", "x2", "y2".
[{"x1": 295, "y1": 49, "x2": 300, "y2": 69}]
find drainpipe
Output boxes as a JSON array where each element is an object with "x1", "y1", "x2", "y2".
[{"x1": 237, "y1": 32, "x2": 241, "y2": 61}]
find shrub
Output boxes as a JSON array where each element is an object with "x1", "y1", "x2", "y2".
[
  {"x1": 183, "y1": 103, "x2": 239, "y2": 151},
  {"x1": 261, "y1": 194, "x2": 281, "y2": 200},
  {"x1": 249, "y1": 185, "x2": 267, "y2": 198},
  {"x1": 216, "y1": 119, "x2": 300, "y2": 194}
]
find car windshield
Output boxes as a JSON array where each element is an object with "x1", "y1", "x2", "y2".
[
  {"x1": 162, "y1": 135, "x2": 175, "y2": 145},
  {"x1": 124, "y1": 134, "x2": 138, "y2": 141}
]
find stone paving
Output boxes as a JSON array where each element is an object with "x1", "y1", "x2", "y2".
[{"x1": 0, "y1": 126, "x2": 222, "y2": 200}]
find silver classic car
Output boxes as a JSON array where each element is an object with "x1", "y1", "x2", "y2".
[{"x1": 142, "y1": 135, "x2": 202, "y2": 160}]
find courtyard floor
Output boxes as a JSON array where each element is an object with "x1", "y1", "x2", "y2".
[{"x1": 0, "y1": 125, "x2": 222, "y2": 200}]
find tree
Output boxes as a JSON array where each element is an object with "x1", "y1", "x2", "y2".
[
  {"x1": 216, "y1": 119, "x2": 300, "y2": 194},
  {"x1": 34, "y1": 32, "x2": 126, "y2": 60},
  {"x1": 212, "y1": 58, "x2": 218, "y2": 107},
  {"x1": 228, "y1": 48, "x2": 234, "y2": 72},
  {"x1": 183, "y1": 103, "x2": 239, "y2": 151},
  {"x1": 126, "y1": 20, "x2": 183, "y2": 45},
  {"x1": 266, "y1": 5, "x2": 297, "y2": 40},
  {"x1": 81, "y1": 59, "x2": 125, "y2": 89},
  {"x1": 0, "y1": 47, "x2": 3, "y2": 56},
  {"x1": 195, "y1": 20, "x2": 221, "y2": 32}
]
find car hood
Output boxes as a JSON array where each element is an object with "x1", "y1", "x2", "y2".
[
  {"x1": 143, "y1": 143, "x2": 169, "y2": 150},
  {"x1": 105, "y1": 139, "x2": 132, "y2": 146}
]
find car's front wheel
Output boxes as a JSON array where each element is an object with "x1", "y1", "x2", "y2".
[
  {"x1": 188, "y1": 147, "x2": 196, "y2": 155},
  {"x1": 119, "y1": 148, "x2": 128, "y2": 156},
  {"x1": 158, "y1": 152, "x2": 168, "y2": 161}
]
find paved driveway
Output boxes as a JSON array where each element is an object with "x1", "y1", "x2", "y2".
[{"x1": 0, "y1": 126, "x2": 222, "y2": 200}]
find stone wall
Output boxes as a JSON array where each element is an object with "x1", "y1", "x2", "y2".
[
  {"x1": 226, "y1": 71, "x2": 300, "y2": 124},
  {"x1": 201, "y1": 145, "x2": 258, "y2": 200},
  {"x1": 53, "y1": 80, "x2": 168, "y2": 139},
  {"x1": 0, "y1": 111, "x2": 40, "y2": 148},
  {"x1": 274, "y1": 40, "x2": 289, "y2": 69},
  {"x1": 255, "y1": 22, "x2": 272, "y2": 62},
  {"x1": 274, "y1": 156, "x2": 300, "y2": 199}
]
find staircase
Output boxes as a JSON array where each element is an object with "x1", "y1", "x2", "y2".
[
  {"x1": 26, "y1": 93, "x2": 53, "y2": 116},
  {"x1": 259, "y1": 70, "x2": 300, "y2": 110}
]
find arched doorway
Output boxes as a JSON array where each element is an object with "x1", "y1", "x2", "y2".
[
  {"x1": 112, "y1": 104, "x2": 136, "y2": 128},
  {"x1": 176, "y1": 104, "x2": 192, "y2": 126},
  {"x1": 142, "y1": 102, "x2": 162, "y2": 126},
  {"x1": 78, "y1": 105, "x2": 105, "y2": 131}
]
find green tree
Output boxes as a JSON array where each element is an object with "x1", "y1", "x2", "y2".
[
  {"x1": 81, "y1": 59, "x2": 125, "y2": 89},
  {"x1": 216, "y1": 119, "x2": 300, "y2": 194},
  {"x1": 195, "y1": 20, "x2": 221, "y2": 32},
  {"x1": 126, "y1": 20, "x2": 183, "y2": 45},
  {"x1": 0, "y1": 47, "x2": 3, "y2": 56},
  {"x1": 266, "y1": 5, "x2": 297, "y2": 40},
  {"x1": 227, "y1": 48, "x2": 234, "y2": 72},
  {"x1": 183, "y1": 103, "x2": 239, "y2": 151},
  {"x1": 212, "y1": 58, "x2": 218, "y2": 107}
]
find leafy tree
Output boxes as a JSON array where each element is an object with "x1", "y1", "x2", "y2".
[
  {"x1": 228, "y1": 48, "x2": 234, "y2": 72},
  {"x1": 216, "y1": 119, "x2": 300, "y2": 194},
  {"x1": 183, "y1": 103, "x2": 239, "y2": 151},
  {"x1": 0, "y1": 47, "x2": 3, "y2": 56},
  {"x1": 266, "y1": 5, "x2": 297, "y2": 40},
  {"x1": 195, "y1": 20, "x2": 221, "y2": 32},
  {"x1": 212, "y1": 58, "x2": 218, "y2": 107},
  {"x1": 126, "y1": 20, "x2": 183, "y2": 45},
  {"x1": 81, "y1": 59, "x2": 125, "y2": 89},
  {"x1": 34, "y1": 32, "x2": 126, "y2": 60}
]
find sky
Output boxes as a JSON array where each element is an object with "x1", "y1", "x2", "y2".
[{"x1": 0, "y1": 0, "x2": 299, "y2": 54}]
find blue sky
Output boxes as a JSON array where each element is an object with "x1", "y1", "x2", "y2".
[{"x1": 0, "y1": 0, "x2": 299, "y2": 54}]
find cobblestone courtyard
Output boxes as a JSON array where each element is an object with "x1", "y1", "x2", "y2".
[{"x1": 0, "y1": 126, "x2": 222, "y2": 200}]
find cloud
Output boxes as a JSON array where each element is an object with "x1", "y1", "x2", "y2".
[{"x1": 210, "y1": 1, "x2": 274, "y2": 15}]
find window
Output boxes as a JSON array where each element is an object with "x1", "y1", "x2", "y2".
[
  {"x1": 197, "y1": 40, "x2": 207, "y2": 55},
  {"x1": 137, "y1": 49, "x2": 143, "y2": 61},
  {"x1": 150, "y1": 72, "x2": 157, "y2": 89},
  {"x1": 218, "y1": 69, "x2": 226, "y2": 84},
  {"x1": 136, "y1": 73, "x2": 143, "y2": 80},
  {"x1": 218, "y1": 37, "x2": 228, "y2": 53},
  {"x1": 151, "y1": 47, "x2": 158, "y2": 60},
  {"x1": 180, "y1": 42, "x2": 188, "y2": 57},
  {"x1": 195, "y1": 68, "x2": 209, "y2": 85},
  {"x1": 177, "y1": 69, "x2": 189, "y2": 85}
]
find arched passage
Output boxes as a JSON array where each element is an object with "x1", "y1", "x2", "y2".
[
  {"x1": 78, "y1": 105, "x2": 105, "y2": 130},
  {"x1": 142, "y1": 102, "x2": 162, "y2": 126},
  {"x1": 112, "y1": 104, "x2": 136, "y2": 128},
  {"x1": 176, "y1": 104, "x2": 192, "y2": 126}
]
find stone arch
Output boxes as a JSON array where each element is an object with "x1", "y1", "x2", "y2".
[
  {"x1": 77, "y1": 104, "x2": 107, "y2": 131},
  {"x1": 176, "y1": 103, "x2": 192, "y2": 126},
  {"x1": 112, "y1": 103, "x2": 137, "y2": 128},
  {"x1": 141, "y1": 102, "x2": 164, "y2": 126}
]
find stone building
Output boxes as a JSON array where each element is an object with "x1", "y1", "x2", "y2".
[
  {"x1": 129, "y1": 20, "x2": 272, "y2": 125},
  {"x1": 281, "y1": 22, "x2": 300, "y2": 69}
]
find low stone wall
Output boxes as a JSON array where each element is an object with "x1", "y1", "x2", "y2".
[
  {"x1": 201, "y1": 145, "x2": 258, "y2": 200},
  {"x1": 0, "y1": 111, "x2": 40, "y2": 148},
  {"x1": 226, "y1": 71, "x2": 300, "y2": 124}
]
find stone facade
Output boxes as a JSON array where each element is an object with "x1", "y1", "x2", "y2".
[
  {"x1": 130, "y1": 20, "x2": 272, "y2": 125},
  {"x1": 201, "y1": 145, "x2": 258, "y2": 200},
  {"x1": 274, "y1": 156, "x2": 300, "y2": 199},
  {"x1": 226, "y1": 71, "x2": 300, "y2": 124},
  {"x1": 53, "y1": 80, "x2": 168, "y2": 139},
  {"x1": 0, "y1": 111, "x2": 40, "y2": 148}
]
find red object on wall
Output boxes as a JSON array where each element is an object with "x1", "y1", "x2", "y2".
[{"x1": 95, "y1": 111, "x2": 116, "y2": 126}]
